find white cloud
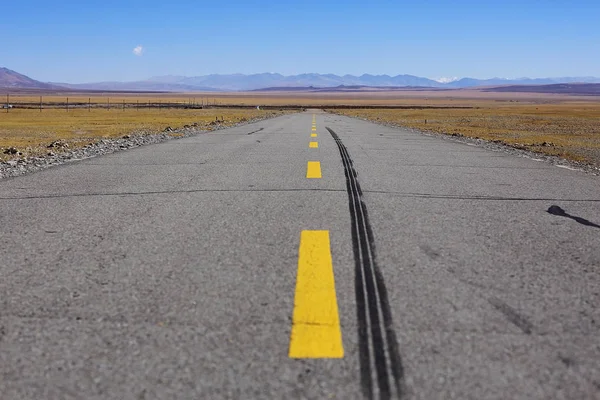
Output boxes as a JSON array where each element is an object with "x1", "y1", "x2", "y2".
[
  {"x1": 434, "y1": 76, "x2": 459, "y2": 83},
  {"x1": 133, "y1": 45, "x2": 144, "y2": 56}
]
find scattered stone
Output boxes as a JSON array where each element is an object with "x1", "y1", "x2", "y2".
[{"x1": 0, "y1": 112, "x2": 284, "y2": 180}]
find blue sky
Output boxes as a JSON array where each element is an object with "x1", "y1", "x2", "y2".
[{"x1": 1, "y1": 0, "x2": 599, "y2": 83}]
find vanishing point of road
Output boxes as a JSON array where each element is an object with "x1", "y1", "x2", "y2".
[{"x1": 1, "y1": 111, "x2": 599, "y2": 399}]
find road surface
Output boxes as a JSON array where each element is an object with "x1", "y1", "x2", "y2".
[{"x1": 1, "y1": 111, "x2": 599, "y2": 399}]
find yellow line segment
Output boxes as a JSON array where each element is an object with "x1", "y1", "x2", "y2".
[
  {"x1": 309, "y1": 142, "x2": 319, "y2": 148},
  {"x1": 306, "y1": 161, "x2": 322, "y2": 178},
  {"x1": 289, "y1": 230, "x2": 344, "y2": 358},
  {"x1": 311, "y1": 133, "x2": 317, "y2": 138}
]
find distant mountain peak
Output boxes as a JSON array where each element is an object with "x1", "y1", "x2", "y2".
[{"x1": 0, "y1": 67, "x2": 63, "y2": 89}]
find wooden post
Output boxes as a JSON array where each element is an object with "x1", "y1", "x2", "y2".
[
  {"x1": 40, "y1": 96, "x2": 42, "y2": 112},
  {"x1": 66, "y1": 97, "x2": 69, "y2": 112},
  {"x1": 6, "y1": 94, "x2": 9, "y2": 113},
  {"x1": 108, "y1": 98, "x2": 110, "y2": 110},
  {"x1": 123, "y1": 100, "x2": 125, "y2": 111},
  {"x1": 137, "y1": 100, "x2": 139, "y2": 110},
  {"x1": 89, "y1": 97, "x2": 91, "y2": 112}
]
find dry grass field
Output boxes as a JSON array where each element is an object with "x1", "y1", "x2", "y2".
[
  {"x1": 0, "y1": 107, "x2": 288, "y2": 160},
  {"x1": 329, "y1": 102, "x2": 600, "y2": 166},
  {"x1": 7, "y1": 89, "x2": 598, "y2": 108}
]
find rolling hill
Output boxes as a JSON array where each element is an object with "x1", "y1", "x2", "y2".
[{"x1": 0, "y1": 67, "x2": 64, "y2": 90}]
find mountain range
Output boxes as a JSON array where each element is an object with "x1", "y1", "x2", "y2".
[{"x1": 2, "y1": 67, "x2": 600, "y2": 92}]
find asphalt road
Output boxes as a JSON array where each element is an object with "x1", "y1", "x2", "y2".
[{"x1": 1, "y1": 111, "x2": 599, "y2": 400}]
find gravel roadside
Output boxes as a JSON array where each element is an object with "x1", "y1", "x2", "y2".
[
  {"x1": 346, "y1": 115, "x2": 600, "y2": 176},
  {"x1": 0, "y1": 114, "x2": 284, "y2": 180}
]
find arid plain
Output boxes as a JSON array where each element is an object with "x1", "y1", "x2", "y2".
[{"x1": 2, "y1": 88, "x2": 600, "y2": 167}]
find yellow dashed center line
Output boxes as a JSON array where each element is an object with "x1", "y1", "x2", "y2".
[
  {"x1": 309, "y1": 142, "x2": 319, "y2": 148},
  {"x1": 289, "y1": 230, "x2": 344, "y2": 358},
  {"x1": 306, "y1": 161, "x2": 322, "y2": 178},
  {"x1": 311, "y1": 133, "x2": 317, "y2": 138}
]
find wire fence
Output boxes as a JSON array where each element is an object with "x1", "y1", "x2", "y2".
[{"x1": 2, "y1": 94, "x2": 231, "y2": 112}]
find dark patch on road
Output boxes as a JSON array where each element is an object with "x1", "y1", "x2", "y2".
[
  {"x1": 558, "y1": 354, "x2": 575, "y2": 368},
  {"x1": 547, "y1": 205, "x2": 600, "y2": 228},
  {"x1": 419, "y1": 245, "x2": 440, "y2": 260},
  {"x1": 488, "y1": 297, "x2": 534, "y2": 334},
  {"x1": 247, "y1": 128, "x2": 264, "y2": 135},
  {"x1": 327, "y1": 127, "x2": 404, "y2": 400}
]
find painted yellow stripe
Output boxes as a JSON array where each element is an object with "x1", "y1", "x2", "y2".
[
  {"x1": 311, "y1": 133, "x2": 317, "y2": 138},
  {"x1": 309, "y1": 142, "x2": 319, "y2": 148},
  {"x1": 306, "y1": 161, "x2": 322, "y2": 178},
  {"x1": 289, "y1": 230, "x2": 343, "y2": 358},
  {"x1": 312, "y1": 127, "x2": 317, "y2": 131}
]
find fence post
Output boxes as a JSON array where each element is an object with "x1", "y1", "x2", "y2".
[
  {"x1": 123, "y1": 100, "x2": 125, "y2": 111},
  {"x1": 40, "y1": 96, "x2": 42, "y2": 112},
  {"x1": 89, "y1": 98, "x2": 91, "y2": 112},
  {"x1": 108, "y1": 98, "x2": 110, "y2": 110},
  {"x1": 6, "y1": 94, "x2": 8, "y2": 113},
  {"x1": 66, "y1": 97, "x2": 69, "y2": 112}
]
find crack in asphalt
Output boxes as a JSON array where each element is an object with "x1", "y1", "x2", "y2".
[
  {"x1": 363, "y1": 191, "x2": 600, "y2": 202},
  {"x1": 0, "y1": 188, "x2": 347, "y2": 200}
]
